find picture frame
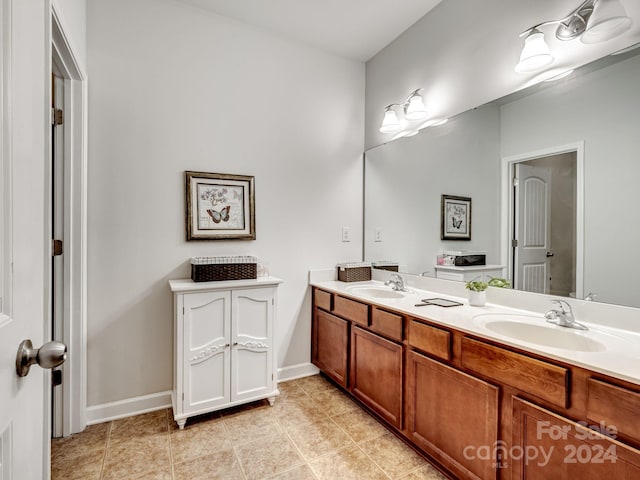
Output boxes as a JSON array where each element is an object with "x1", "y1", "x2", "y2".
[
  {"x1": 185, "y1": 171, "x2": 255, "y2": 240},
  {"x1": 441, "y1": 194, "x2": 471, "y2": 240}
]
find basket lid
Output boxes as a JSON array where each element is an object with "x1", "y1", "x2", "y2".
[{"x1": 191, "y1": 256, "x2": 258, "y2": 265}]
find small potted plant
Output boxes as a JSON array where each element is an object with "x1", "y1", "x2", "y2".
[
  {"x1": 465, "y1": 280, "x2": 488, "y2": 306},
  {"x1": 487, "y1": 277, "x2": 511, "y2": 289}
]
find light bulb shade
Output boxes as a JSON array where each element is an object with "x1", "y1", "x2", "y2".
[
  {"x1": 581, "y1": 0, "x2": 632, "y2": 44},
  {"x1": 404, "y1": 94, "x2": 427, "y2": 120},
  {"x1": 515, "y1": 29, "x2": 554, "y2": 73},
  {"x1": 379, "y1": 108, "x2": 401, "y2": 133}
]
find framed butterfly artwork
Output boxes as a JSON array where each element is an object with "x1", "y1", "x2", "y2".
[
  {"x1": 441, "y1": 194, "x2": 471, "y2": 241},
  {"x1": 185, "y1": 171, "x2": 255, "y2": 240}
]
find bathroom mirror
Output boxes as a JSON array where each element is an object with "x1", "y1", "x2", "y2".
[{"x1": 364, "y1": 45, "x2": 640, "y2": 308}]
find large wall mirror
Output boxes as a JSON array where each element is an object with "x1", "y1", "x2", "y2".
[{"x1": 364, "y1": 45, "x2": 640, "y2": 308}]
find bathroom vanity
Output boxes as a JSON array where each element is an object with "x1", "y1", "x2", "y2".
[
  {"x1": 311, "y1": 280, "x2": 640, "y2": 480},
  {"x1": 169, "y1": 277, "x2": 282, "y2": 429}
]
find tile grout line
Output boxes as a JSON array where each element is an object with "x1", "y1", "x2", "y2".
[
  {"x1": 98, "y1": 421, "x2": 113, "y2": 480},
  {"x1": 165, "y1": 409, "x2": 176, "y2": 480}
]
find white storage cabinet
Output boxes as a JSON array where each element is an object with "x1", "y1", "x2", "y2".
[{"x1": 169, "y1": 278, "x2": 282, "y2": 429}]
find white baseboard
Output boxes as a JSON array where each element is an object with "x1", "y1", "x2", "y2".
[
  {"x1": 86, "y1": 364, "x2": 319, "y2": 425},
  {"x1": 86, "y1": 390, "x2": 172, "y2": 425},
  {"x1": 277, "y1": 362, "x2": 319, "y2": 383}
]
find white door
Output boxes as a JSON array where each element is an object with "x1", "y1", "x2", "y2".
[
  {"x1": 514, "y1": 164, "x2": 552, "y2": 294},
  {"x1": 0, "y1": 0, "x2": 55, "y2": 478},
  {"x1": 231, "y1": 288, "x2": 274, "y2": 403},
  {"x1": 183, "y1": 291, "x2": 231, "y2": 413}
]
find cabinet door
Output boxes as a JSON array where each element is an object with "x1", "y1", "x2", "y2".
[
  {"x1": 406, "y1": 351, "x2": 499, "y2": 480},
  {"x1": 312, "y1": 309, "x2": 348, "y2": 387},
  {"x1": 231, "y1": 288, "x2": 275, "y2": 403},
  {"x1": 512, "y1": 397, "x2": 640, "y2": 480},
  {"x1": 183, "y1": 291, "x2": 231, "y2": 414},
  {"x1": 350, "y1": 326, "x2": 403, "y2": 428}
]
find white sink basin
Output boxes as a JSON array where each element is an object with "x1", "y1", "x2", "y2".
[
  {"x1": 473, "y1": 314, "x2": 606, "y2": 352},
  {"x1": 346, "y1": 286, "x2": 406, "y2": 299}
]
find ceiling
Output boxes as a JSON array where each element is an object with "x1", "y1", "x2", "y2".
[{"x1": 174, "y1": 0, "x2": 443, "y2": 62}]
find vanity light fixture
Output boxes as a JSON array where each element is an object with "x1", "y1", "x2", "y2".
[
  {"x1": 404, "y1": 89, "x2": 428, "y2": 120},
  {"x1": 379, "y1": 88, "x2": 428, "y2": 134},
  {"x1": 516, "y1": 0, "x2": 633, "y2": 73},
  {"x1": 379, "y1": 105, "x2": 402, "y2": 133},
  {"x1": 543, "y1": 68, "x2": 575, "y2": 82}
]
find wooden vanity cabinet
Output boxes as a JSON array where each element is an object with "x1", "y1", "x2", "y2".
[
  {"x1": 407, "y1": 350, "x2": 499, "y2": 480},
  {"x1": 350, "y1": 325, "x2": 403, "y2": 428},
  {"x1": 512, "y1": 397, "x2": 640, "y2": 479},
  {"x1": 312, "y1": 308, "x2": 348, "y2": 387},
  {"x1": 311, "y1": 286, "x2": 640, "y2": 480}
]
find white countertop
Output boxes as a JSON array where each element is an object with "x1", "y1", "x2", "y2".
[
  {"x1": 434, "y1": 264, "x2": 504, "y2": 271},
  {"x1": 311, "y1": 279, "x2": 640, "y2": 386},
  {"x1": 170, "y1": 276, "x2": 283, "y2": 292}
]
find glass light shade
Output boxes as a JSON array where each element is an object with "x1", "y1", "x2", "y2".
[
  {"x1": 515, "y1": 29, "x2": 554, "y2": 73},
  {"x1": 581, "y1": 0, "x2": 632, "y2": 44},
  {"x1": 404, "y1": 94, "x2": 428, "y2": 120},
  {"x1": 379, "y1": 108, "x2": 401, "y2": 133}
]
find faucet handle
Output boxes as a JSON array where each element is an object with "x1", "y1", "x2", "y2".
[{"x1": 551, "y1": 299, "x2": 572, "y2": 314}]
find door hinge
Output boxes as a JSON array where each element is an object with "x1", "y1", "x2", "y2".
[
  {"x1": 52, "y1": 369, "x2": 63, "y2": 387},
  {"x1": 513, "y1": 177, "x2": 519, "y2": 187},
  {"x1": 51, "y1": 108, "x2": 64, "y2": 126},
  {"x1": 512, "y1": 239, "x2": 518, "y2": 247},
  {"x1": 272, "y1": 298, "x2": 274, "y2": 305},
  {"x1": 52, "y1": 239, "x2": 63, "y2": 256}
]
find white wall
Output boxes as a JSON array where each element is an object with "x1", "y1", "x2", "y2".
[
  {"x1": 52, "y1": 0, "x2": 86, "y2": 68},
  {"x1": 86, "y1": 0, "x2": 364, "y2": 406},
  {"x1": 500, "y1": 54, "x2": 640, "y2": 307},
  {"x1": 364, "y1": 105, "x2": 501, "y2": 275}
]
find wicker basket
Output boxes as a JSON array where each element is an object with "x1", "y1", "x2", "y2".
[
  {"x1": 372, "y1": 261, "x2": 399, "y2": 272},
  {"x1": 191, "y1": 256, "x2": 258, "y2": 282},
  {"x1": 337, "y1": 262, "x2": 372, "y2": 282}
]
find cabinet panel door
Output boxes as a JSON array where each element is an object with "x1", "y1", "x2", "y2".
[
  {"x1": 312, "y1": 309, "x2": 349, "y2": 387},
  {"x1": 350, "y1": 326, "x2": 403, "y2": 428},
  {"x1": 512, "y1": 397, "x2": 640, "y2": 480},
  {"x1": 406, "y1": 351, "x2": 499, "y2": 480},
  {"x1": 183, "y1": 291, "x2": 231, "y2": 413},
  {"x1": 231, "y1": 288, "x2": 274, "y2": 402}
]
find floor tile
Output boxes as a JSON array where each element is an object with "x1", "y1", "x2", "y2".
[
  {"x1": 174, "y1": 449, "x2": 244, "y2": 480},
  {"x1": 272, "y1": 394, "x2": 328, "y2": 429},
  {"x1": 101, "y1": 433, "x2": 171, "y2": 480},
  {"x1": 286, "y1": 417, "x2": 355, "y2": 461},
  {"x1": 234, "y1": 432, "x2": 305, "y2": 480},
  {"x1": 309, "y1": 445, "x2": 389, "y2": 480},
  {"x1": 294, "y1": 374, "x2": 336, "y2": 394},
  {"x1": 222, "y1": 407, "x2": 284, "y2": 445},
  {"x1": 360, "y1": 432, "x2": 426, "y2": 478},
  {"x1": 51, "y1": 422, "x2": 108, "y2": 463},
  {"x1": 266, "y1": 464, "x2": 318, "y2": 480},
  {"x1": 51, "y1": 449, "x2": 103, "y2": 480},
  {"x1": 399, "y1": 463, "x2": 449, "y2": 479},
  {"x1": 332, "y1": 407, "x2": 388, "y2": 443},
  {"x1": 310, "y1": 388, "x2": 359, "y2": 417},
  {"x1": 170, "y1": 416, "x2": 232, "y2": 464},
  {"x1": 109, "y1": 409, "x2": 168, "y2": 444}
]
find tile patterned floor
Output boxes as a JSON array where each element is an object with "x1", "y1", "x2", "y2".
[{"x1": 52, "y1": 375, "x2": 448, "y2": 480}]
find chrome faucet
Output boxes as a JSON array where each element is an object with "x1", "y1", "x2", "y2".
[
  {"x1": 385, "y1": 274, "x2": 409, "y2": 292},
  {"x1": 544, "y1": 299, "x2": 588, "y2": 330}
]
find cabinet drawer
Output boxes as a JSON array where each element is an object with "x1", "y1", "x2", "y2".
[
  {"x1": 461, "y1": 337, "x2": 569, "y2": 408},
  {"x1": 334, "y1": 295, "x2": 369, "y2": 326},
  {"x1": 408, "y1": 319, "x2": 451, "y2": 361},
  {"x1": 371, "y1": 307, "x2": 403, "y2": 342},
  {"x1": 314, "y1": 288, "x2": 333, "y2": 311},
  {"x1": 587, "y1": 378, "x2": 640, "y2": 444}
]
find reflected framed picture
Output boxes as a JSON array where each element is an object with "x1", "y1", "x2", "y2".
[
  {"x1": 185, "y1": 171, "x2": 255, "y2": 240},
  {"x1": 441, "y1": 194, "x2": 471, "y2": 240}
]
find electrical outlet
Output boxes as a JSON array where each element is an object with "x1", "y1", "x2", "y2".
[
  {"x1": 342, "y1": 227, "x2": 351, "y2": 242},
  {"x1": 375, "y1": 228, "x2": 383, "y2": 242}
]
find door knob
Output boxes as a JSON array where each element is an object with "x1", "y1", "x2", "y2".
[
  {"x1": 546, "y1": 251, "x2": 555, "y2": 257},
  {"x1": 16, "y1": 339, "x2": 67, "y2": 377}
]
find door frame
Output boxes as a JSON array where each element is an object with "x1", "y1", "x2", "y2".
[
  {"x1": 500, "y1": 142, "x2": 584, "y2": 300},
  {"x1": 50, "y1": 5, "x2": 88, "y2": 436}
]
